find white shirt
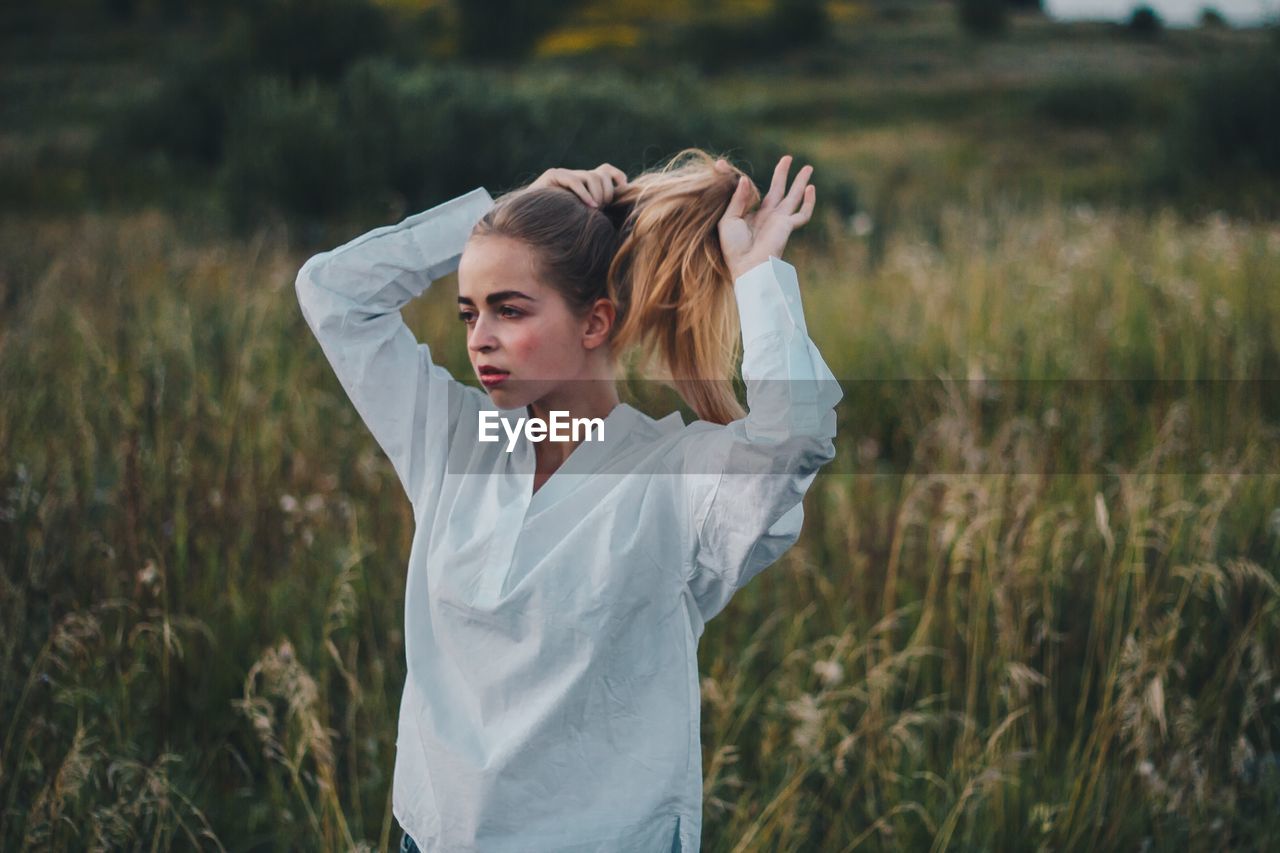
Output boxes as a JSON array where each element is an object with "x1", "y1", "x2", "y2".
[{"x1": 295, "y1": 187, "x2": 843, "y2": 852}]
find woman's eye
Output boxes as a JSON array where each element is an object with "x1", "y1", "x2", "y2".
[{"x1": 458, "y1": 307, "x2": 520, "y2": 323}]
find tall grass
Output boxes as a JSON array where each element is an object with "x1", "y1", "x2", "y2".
[{"x1": 1, "y1": 198, "x2": 1277, "y2": 849}]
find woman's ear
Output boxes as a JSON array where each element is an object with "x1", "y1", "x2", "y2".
[{"x1": 581, "y1": 298, "x2": 616, "y2": 351}]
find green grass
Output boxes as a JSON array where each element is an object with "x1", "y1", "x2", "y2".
[{"x1": 3, "y1": 193, "x2": 1278, "y2": 851}]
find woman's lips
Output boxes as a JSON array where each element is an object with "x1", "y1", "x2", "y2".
[{"x1": 479, "y1": 371, "x2": 510, "y2": 388}]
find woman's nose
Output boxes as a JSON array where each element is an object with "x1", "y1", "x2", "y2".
[{"x1": 468, "y1": 318, "x2": 498, "y2": 352}]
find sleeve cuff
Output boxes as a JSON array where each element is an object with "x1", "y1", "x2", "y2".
[
  {"x1": 407, "y1": 186, "x2": 496, "y2": 282},
  {"x1": 298, "y1": 187, "x2": 497, "y2": 317},
  {"x1": 733, "y1": 256, "x2": 809, "y2": 344}
]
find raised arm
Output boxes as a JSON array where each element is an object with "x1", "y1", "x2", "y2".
[
  {"x1": 295, "y1": 187, "x2": 495, "y2": 507},
  {"x1": 678, "y1": 255, "x2": 843, "y2": 625},
  {"x1": 676, "y1": 155, "x2": 842, "y2": 625}
]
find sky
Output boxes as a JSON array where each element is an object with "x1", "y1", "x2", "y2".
[{"x1": 1044, "y1": 0, "x2": 1279, "y2": 25}]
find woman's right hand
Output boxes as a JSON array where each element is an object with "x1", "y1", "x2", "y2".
[
  {"x1": 717, "y1": 154, "x2": 815, "y2": 281},
  {"x1": 528, "y1": 164, "x2": 628, "y2": 209}
]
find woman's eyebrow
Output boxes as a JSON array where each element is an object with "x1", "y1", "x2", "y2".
[{"x1": 457, "y1": 290, "x2": 538, "y2": 306}]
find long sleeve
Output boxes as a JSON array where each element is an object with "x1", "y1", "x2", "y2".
[
  {"x1": 295, "y1": 187, "x2": 495, "y2": 507},
  {"x1": 678, "y1": 256, "x2": 844, "y2": 626}
]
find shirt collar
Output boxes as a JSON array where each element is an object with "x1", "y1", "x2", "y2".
[{"x1": 521, "y1": 402, "x2": 640, "y2": 515}]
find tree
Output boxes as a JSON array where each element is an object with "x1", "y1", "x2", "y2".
[
  {"x1": 771, "y1": 0, "x2": 830, "y2": 47},
  {"x1": 243, "y1": 0, "x2": 392, "y2": 83},
  {"x1": 1127, "y1": 4, "x2": 1163, "y2": 37},
  {"x1": 957, "y1": 0, "x2": 1008, "y2": 36},
  {"x1": 1199, "y1": 7, "x2": 1227, "y2": 28},
  {"x1": 455, "y1": 0, "x2": 586, "y2": 62}
]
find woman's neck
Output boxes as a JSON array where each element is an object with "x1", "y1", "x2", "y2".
[{"x1": 526, "y1": 381, "x2": 620, "y2": 468}]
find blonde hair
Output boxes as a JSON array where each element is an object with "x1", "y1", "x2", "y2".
[{"x1": 472, "y1": 147, "x2": 759, "y2": 425}]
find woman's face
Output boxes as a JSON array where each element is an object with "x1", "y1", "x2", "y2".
[{"x1": 457, "y1": 234, "x2": 601, "y2": 410}]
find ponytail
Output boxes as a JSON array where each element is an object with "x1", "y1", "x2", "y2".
[{"x1": 604, "y1": 148, "x2": 759, "y2": 424}]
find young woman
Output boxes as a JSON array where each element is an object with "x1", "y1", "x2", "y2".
[{"x1": 295, "y1": 148, "x2": 843, "y2": 852}]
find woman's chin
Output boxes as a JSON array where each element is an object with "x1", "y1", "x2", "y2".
[{"x1": 484, "y1": 385, "x2": 523, "y2": 408}]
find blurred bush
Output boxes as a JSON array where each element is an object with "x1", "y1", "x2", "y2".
[
  {"x1": 456, "y1": 0, "x2": 586, "y2": 62},
  {"x1": 667, "y1": 18, "x2": 772, "y2": 74},
  {"x1": 957, "y1": 0, "x2": 1009, "y2": 36},
  {"x1": 1199, "y1": 7, "x2": 1227, "y2": 28},
  {"x1": 1126, "y1": 4, "x2": 1163, "y2": 37},
  {"x1": 770, "y1": 0, "x2": 830, "y2": 47},
  {"x1": 220, "y1": 78, "x2": 359, "y2": 226},
  {"x1": 662, "y1": 0, "x2": 830, "y2": 73},
  {"x1": 235, "y1": 0, "x2": 392, "y2": 83},
  {"x1": 97, "y1": 47, "x2": 249, "y2": 169},
  {"x1": 212, "y1": 59, "x2": 855, "y2": 237},
  {"x1": 93, "y1": 0, "x2": 389, "y2": 173},
  {"x1": 1149, "y1": 34, "x2": 1280, "y2": 216},
  {"x1": 1031, "y1": 77, "x2": 1143, "y2": 128},
  {"x1": 84, "y1": 0, "x2": 858, "y2": 233}
]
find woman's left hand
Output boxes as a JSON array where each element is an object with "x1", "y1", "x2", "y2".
[
  {"x1": 716, "y1": 155, "x2": 815, "y2": 282},
  {"x1": 528, "y1": 163, "x2": 628, "y2": 208}
]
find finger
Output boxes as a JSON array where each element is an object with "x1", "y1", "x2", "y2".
[
  {"x1": 581, "y1": 172, "x2": 605, "y2": 205},
  {"x1": 531, "y1": 168, "x2": 558, "y2": 191},
  {"x1": 598, "y1": 163, "x2": 628, "y2": 187},
  {"x1": 790, "y1": 184, "x2": 816, "y2": 225},
  {"x1": 759, "y1": 154, "x2": 793, "y2": 212},
  {"x1": 547, "y1": 168, "x2": 577, "y2": 194},
  {"x1": 566, "y1": 178, "x2": 597, "y2": 208},
  {"x1": 594, "y1": 172, "x2": 614, "y2": 205},
  {"x1": 782, "y1": 164, "x2": 814, "y2": 214},
  {"x1": 723, "y1": 175, "x2": 753, "y2": 220}
]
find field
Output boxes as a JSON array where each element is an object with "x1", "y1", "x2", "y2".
[{"x1": 2, "y1": 2, "x2": 1279, "y2": 850}]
